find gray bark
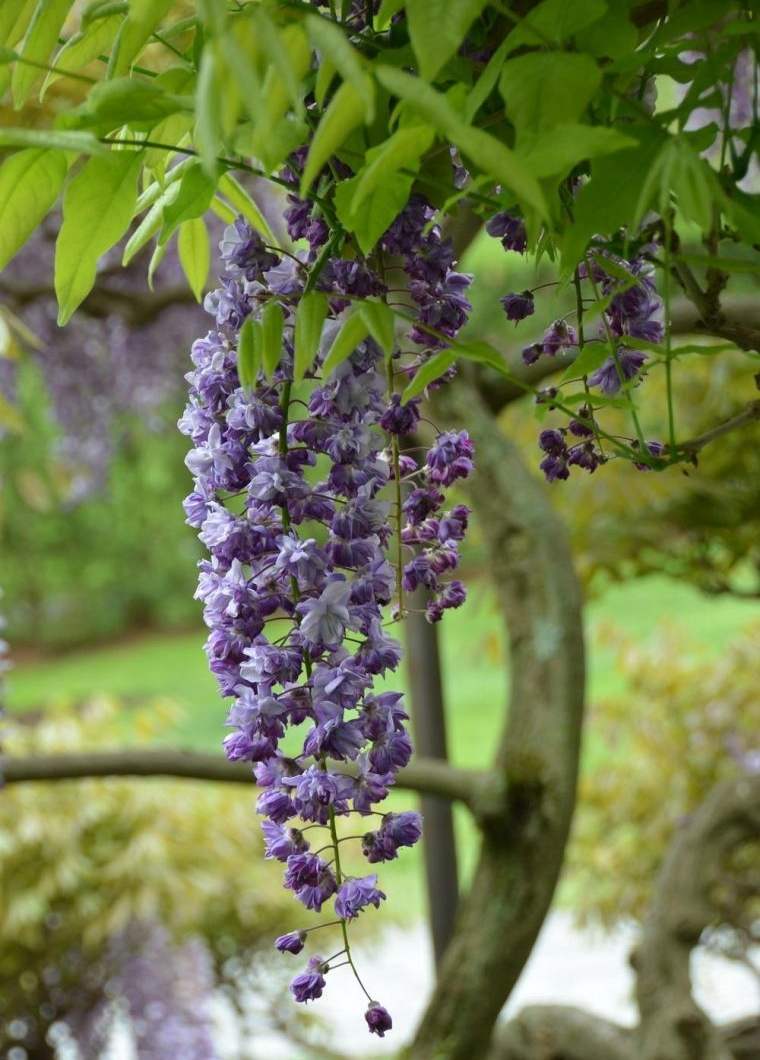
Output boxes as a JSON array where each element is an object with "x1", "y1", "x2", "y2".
[{"x1": 634, "y1": 775, "x2": 760, "y2": 1060}]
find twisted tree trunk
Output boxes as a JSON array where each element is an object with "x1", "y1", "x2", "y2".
[
  {"x1": 489, "y1": 774, "x2": 760, "y2": 1060},
  {"x1": 634, "y1": 774, "x2": 760, "y2": 1060},
  {"x1": 406, "y1": 375, "x2": 586, "y2": 1059}
]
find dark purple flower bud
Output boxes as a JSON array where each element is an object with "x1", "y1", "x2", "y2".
[
  {"x1": 284, "y1": 852, "x2": 324, "y2": 890},
  {"x1": 403, "y1": 486, "x2": 445, "y2": 525},
  {"x1": 256, "y1": 789, "x2": 296, "y2": 824},
  {"x1": 290, "y1": 956, "x2": 326, "y2": 1003},
  {"x1": 275, "y1": 931, "x2": 306, "y2": 954},
  {"x1": 543, "y1": 319, "x2": 577, "y2": 356},
  {"x1": 365, "y1": 1002, "x2": 393, "y2": 1037},
  {"x1": 379, "y1": 393, "x2": 420, "y2": 435},
  {"x1": 335, "y1": 874, "x2": 386, "y2": 919},
  {"x1": 538, "y1": 429, "x2": 566, "y2": 455},
  {"x1": 500, "y1": 290, "x2": 534, "y2": 322},
  {"x1": 402, "y1": 554, "x2": 437, "y2": 593},
  {"x1": 426, "y1": 430, "x2": 474, "y2": 486},
  {"x1": 567, "y1": 443, "x2": 600, "y2": 473},
  {"x1": 522, "y1": 342, "x2": 543, "y2": 366},
  {"x1": 568, "y1": 416, "x2": 594, "y2": 438},
  {"x1": 539, "y1": 453, "x2": 570, "y2": 482},
  {"x1": 486, "y1": 211, "x2": 527, "y2": 252}
]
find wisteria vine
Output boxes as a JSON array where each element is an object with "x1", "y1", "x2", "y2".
[
  {"x1": 180, "y1": 165, "x2": 474, "y2": 1035},
  {"x1": 490, "y1": 209, "x2": 667, "y2": 482}
]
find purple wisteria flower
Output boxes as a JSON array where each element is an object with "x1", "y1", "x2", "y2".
[
  {"x1": 334, "y1": 874, "x2": 387, "y2": 919},
  {"x1": 181, "y1": 183, "x2": 475, "y2": 1035},
  {"x1": 365, "y1": 1002, "x2": 393, "y2": 1037},
  {"x1": 501, "y1": 290, "x2": 534, "y2": 322},
  {"x1": 290, "y1": 956, "x2": 327, "y2": 1003}
]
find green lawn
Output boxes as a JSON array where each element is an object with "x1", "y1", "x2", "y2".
[{"x1": 6, "y1": 575, "x2": 758, "y2": 918}]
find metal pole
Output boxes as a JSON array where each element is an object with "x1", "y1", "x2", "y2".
[{"x1": 404, "y1": 593, "x2": 459, "y2": 966}]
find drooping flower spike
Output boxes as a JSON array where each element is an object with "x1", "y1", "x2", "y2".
[{"x1": 180, "y1": 178, "x2": 475, "y2": 1034}]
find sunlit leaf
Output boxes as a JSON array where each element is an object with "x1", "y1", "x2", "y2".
[
  {"x1": 178, "y1": 216, "x2": 210, "y2": 302},
  {"x1": 55, "y1": 150, "x2": 143, "y2": 324},
  {"x1": 0, "y1": 148, "x2": 68, "y2": 270},
  {"x1": 294, "y1": 292, "x2": 328, "y2": 382}
]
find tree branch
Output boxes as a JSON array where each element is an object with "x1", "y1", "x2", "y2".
[
  {"x1": 634, "y1": 774, "x2": 760, "y2": 1060},
  {"x1": 408, "y1": 374, "x2": 585, "y2": 1059},
  {"x1": 673, "y1": 399, "x2": 760, "y2": 454},
  {"x1": 0, "y1": 749, "x2": 493, "y2": 810},
  {"x1": 489, "y1": 1004, "x2": 634, "y2": 1060}
]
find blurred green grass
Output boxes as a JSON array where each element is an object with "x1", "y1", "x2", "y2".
[{"x1": 6, "y1": 574, "x2": 758, "y2": 919}]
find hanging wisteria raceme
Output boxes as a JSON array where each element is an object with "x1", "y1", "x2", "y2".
[
  {"x1": 488, "y1": 212, "x2": 666, "y2": 482},
  {"x1": 180, "y1": 177, "x2": 474, "y2": 1035}
]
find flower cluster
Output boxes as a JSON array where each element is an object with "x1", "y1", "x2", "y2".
[
  {"x1": 381, "y1": 193, "x2": 473, "y2": 350},
  {"x1": 180, "y1": 184, "x2": 474, "y2": 1033},
  {"x1": 487, "y1": 213, "x2": 666, "y2": 481}
]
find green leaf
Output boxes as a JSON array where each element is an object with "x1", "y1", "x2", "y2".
[
  {"x1": 146, "y1": 233, "x2": 167, "y2": 289},
  {"x1": 0, "y1": 0, "x2": 36, "y2": 48},
  {"x1": 517, "y1": 124, "x2": 636, "y2": 179},
  {"x1": 42, "y1": 13, "x2": 123, "y2": 98},
  {"x1": 194, "y1": 43, "x2": 222, "y2": 176},
  {"x1": 300, "y1": 80, "x2": 368, "y2": 197},
  {"x1": 500, "y1": 52, "x2": 601, "y2": 136},
  {"x1": 218, "y1": 172, "x2": 276, "y2": 244},
  {"x1": 54, "y1": 149, "x2": 142, "y2": 325},
  {"x1": 376, "y1": 0, "x2": 405, "y2": 29},
  {"x1": 294, "y1": 292, "x2": 328, "y2": 382},
  {"x1": 237, "y1": 316, "x2": 260, "y2": 391},
  {"x1": 670, "y1": 141, "x2": 717, "y2": 232},
  {"x1": 407, "y1": 0, "x2": 487, "y2": 81},
  {"x1": 314, "y1": 54, "x2": 336, "y2": 107},
  {"x1": 0, "y1": 148, "x2": 67, "y2": 269},
  {"x1": 466, "y1": 35, "x2": 510, "y2": 122},
  {"x1": 109, "y1": 0, "x2": 174, "y2": 78},
  {"x1": 193, "y1": 42, "x2": 223, "y2": 175},
  {"x1": 253, "y1": 9, "x2": 304, "y2": 118},
  {"x1": 375, "y1": 65, "x2": 547, "y2": 218},
  {"x1": 350, "y1": 126, "x2": 434, "y2": 211},
  {"x1": 449, "y1": 337, "x2": 509, "y2": 374},
  {"x1": 159, "y1": 161, "x2": 216, "y2": 244},
  {"x1": 402, "y1": 349, "x2": 456, "y2": 401},
  {"x1": 503, "y1": 0, "x2": 606, "y2": 53},
  {"x1": 306, "y1": 14, "x2": 374, "y2": 120},
  {"x1": 0, "y1": 126, "x2": 105, "y2": 152},
  {"x1": 244, "y1": 27, "x2": 310, "y2": 173},
  {"x1": 334, "y1": 169, "x2": 414, "y2": 254},
  {"x1": 178, "y1": 216, "x2": 210, "y2": 303},
  {"x1": 576, "y1": 5, "x2": 637, "y2": 58},
  {"x1": 359, "y1": 300, "x2": 395, "y2": 356},
  {"x1": 559, "y1": 125, "x2": 665, "y2": 272},
  {"x1": 74, "y1": 76, "x2": 186, "y2": 131},
  {"x1": 260, "y1": 300, "x2": 284, "y2": 378},
  {"x1": 322, "y1": 310, "x2": 369, "y2": 376},
  {"x1": 11, "y1": 0, "x2": 74, "y2": 107},
  {"x1": 560, "y1": 343, "x2": 606, "y2": 380}
]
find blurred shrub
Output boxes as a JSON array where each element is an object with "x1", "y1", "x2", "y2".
[
  {"x1": 0, "y1": 695, "x2": 296, "y2": 1057},
  {"x1": 568, "y1": 623, "x2": 760, "y2": 946},
  {"x1": 0, "y1": 359, "x2": 200, "y2": 648}
]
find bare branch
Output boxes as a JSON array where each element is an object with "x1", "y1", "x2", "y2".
[
  {"x1": 672, "y1": 400, "x2": 760, "y2": 455},
  {"x1": 489, "y1": 1004, "x2": 633, "y2": 1060},
  {"x1": 0, "y1": 749, "x2": 492, "y2": 810}
]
